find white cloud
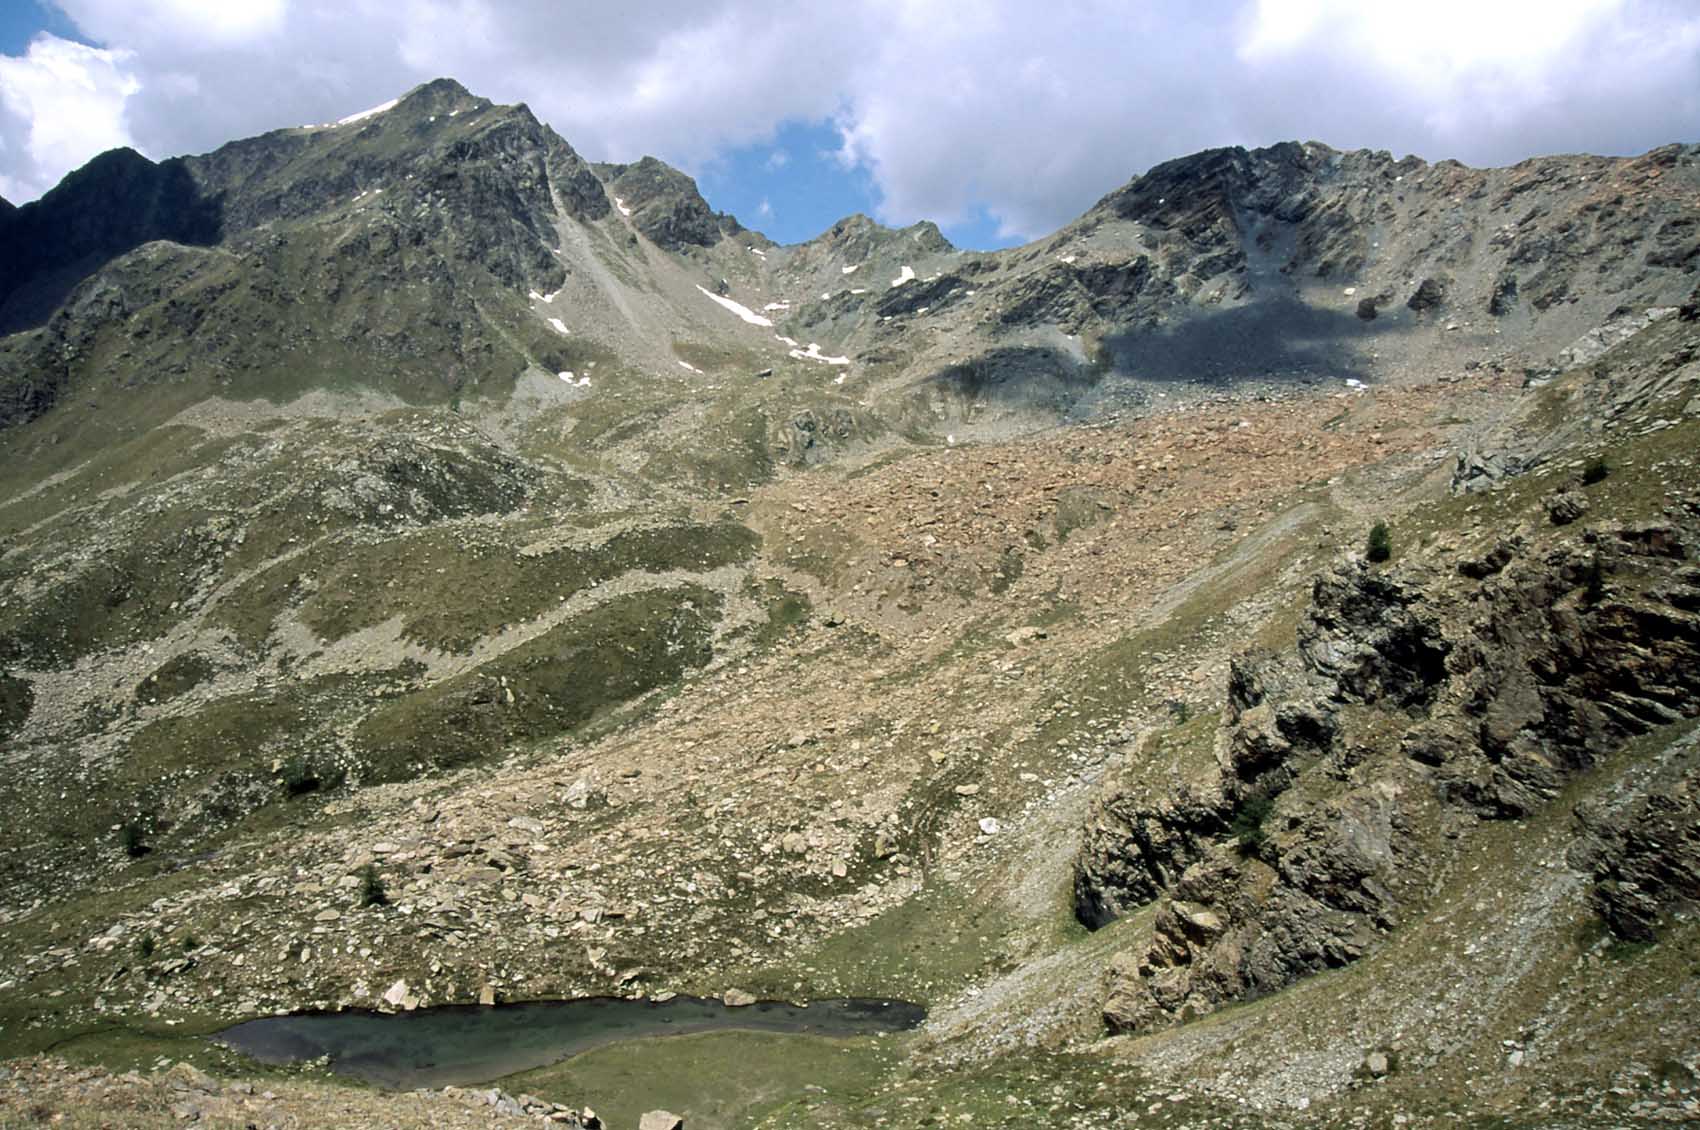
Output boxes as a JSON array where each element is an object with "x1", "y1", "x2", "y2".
[
  {"x1": 1, "y1": 0, "x2": 1694, "y2": 239},
  {"x1": 1233, "y1": 0, "x2": 1700, "y2": 154},
  {"x1": 0, "y1": 33, "x2": 139, "y2": 202},
  {"x1": 57, "y1": 0, "x2": 287, "y2": 48}
]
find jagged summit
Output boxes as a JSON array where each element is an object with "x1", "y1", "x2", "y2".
[{"x1": 592, "y1": 155, "x2": 740, "y2": 251}]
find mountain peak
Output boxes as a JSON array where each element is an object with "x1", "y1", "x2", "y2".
[
  {"x1": 390, "y1": 76, "x2": 492, "y2": 121},
  {"x1": 595, "y1": 155, "x2": 738, "y2": 251}
]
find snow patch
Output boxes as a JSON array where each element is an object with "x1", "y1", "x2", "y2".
[
  {"x1": 749, "y1": 247, "x2": 767, "y2": 259},
  {"x1": 1345, "y1": 378, "x2": 1367, "y2": 391},
  {"x1": 890, "y1": 265, "x2": 915, "y2": 288},
  {"x1": 775, "y1": 334, "x2": 801, "y2": 348},
  {"x1": 548, "y1": 318, "x2": 569, "y2": 336},
  {"x1": 762, "y1": 302, "x2": 791, "y2": 312},
  {"x1": 695, "y1": 285, "x2": 773, "y2": 327},
  {"x1": 789, "y1": 343, "x2": 851, "y2": 366},
  {"x1": 615, "y1": 197, "x2": 632, "y2": 217},
  {"x1": 1057, "y1": 255, "x2": 1077, "y2": 264},
  {"x1": 558, "y1": 372, "x2": 590, "y2": 387},
  {"x1": 841, "y1": 264, "x2": 861, "y2": 275},
  {"x1": 337, "y1": 98, "x2": 399, "y2": 127},
  {"x1": 542, "y1": 291, "x2": 558, "y2": 303},
  {"x1": 678, "y1": 360, "x2": 702, "y2": 373},
  {"x1": 528, "y1": 290, "x2": 543, "y2": 302}
]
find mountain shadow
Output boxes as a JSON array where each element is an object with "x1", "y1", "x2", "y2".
[
  {"x1": 924, "y1": 345, "x2": 1104, "y2": 420},
  {"x1": 1102, "y1": 290, "x2": 1397, "y2": 385}
]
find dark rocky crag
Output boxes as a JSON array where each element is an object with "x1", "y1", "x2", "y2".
[
  {"x1": 594, "y1": 156, "x2": 741, "y2": 252},
  {"x1": 0, "y1": 78, "x2": 611, "y2": 429},
  {"x1": 1077, "y1": 496, "x2": 1700, "y2": 1033}
]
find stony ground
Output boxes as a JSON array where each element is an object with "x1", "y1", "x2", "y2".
[{"x1": 0, "y1": 355, "x2": 1580, "y2": 1124}]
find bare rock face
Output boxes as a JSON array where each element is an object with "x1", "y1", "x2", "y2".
[
  {"x1": 1569, "y1": 734, "x2": 1700, "y2": 944},
  {"x1": 1077, "y1": 500, "x2": 1700, "y2": 1034},
  {"x1": 1298, "y1": 563, "x2": 1450, "y2": 710},
  {"x1": 599, "y1": 157, "x2": 733, "y2": 251}
]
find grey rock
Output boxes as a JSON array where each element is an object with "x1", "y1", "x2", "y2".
[
  {"x1": 1570, "y1": 731, "x2": 1700, "y2": 943},
  {"x1": 563, "y1": 779, "x2": 603, "y2": 810},
  {"x1": 1545, "y1": 489, "x2": 1589, "y2": 525},
  {"x1": 639, "y1": 1112, "x2": 685, "y2": 1130},
  {"x1": 1406, "y1": 276, "x2": 1447, "y2": 312}
]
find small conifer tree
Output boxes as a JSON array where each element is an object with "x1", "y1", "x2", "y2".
[
  {"x1": 1366, "y1": 520, "x2": 1392, "y2": 563},
  {"x1": 359, "y1": 863, "x2": 388, "y2": 907}
]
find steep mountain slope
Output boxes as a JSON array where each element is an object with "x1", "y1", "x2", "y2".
[{"x1": 1, "y1": 79, "x2": 1698, "y2": 1129}]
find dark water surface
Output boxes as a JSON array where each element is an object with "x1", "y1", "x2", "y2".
[{"x1": 215, "y1": 996, "x2": 925, "y2": 1089}]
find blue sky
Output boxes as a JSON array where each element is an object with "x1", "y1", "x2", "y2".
[
  {"x1": 696, "y1": 119, "x2": 1016, "y2": 249},
  {"x1": 0, "y1": 2, "x2": 80, "y2": 55},
  {"x1": 3, "y1": 2, "x2": 1698, "y2": 245}
]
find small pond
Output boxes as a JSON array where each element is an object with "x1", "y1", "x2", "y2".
[{"x1": 216, "y1": 995, "x2": 925, "y2": 1089}]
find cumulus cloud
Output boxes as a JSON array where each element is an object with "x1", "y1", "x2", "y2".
[
  {"x1": 1233, "y1": 0, "x2": 1700, "y2": 163},
  {"x1": 1, "y1": 0, "x2": 1695, "y2": 241},
  {"x1": 0, "y1": 33, "x2": 138, "y2": 202}
]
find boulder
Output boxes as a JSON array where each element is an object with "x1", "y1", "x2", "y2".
[
  {"x1": 722, "y1": 988, "x2": 757, "y2": 1007},
  {"x1": 1487, "y1": 273, "x2": 1519, "y2": 316},
  {"x1": 1406, "y1": 276, "x2": 1447, "y2": 312},
  {"x1": 639, "y1": 1113, "x2": 685, "y2": 1130},
  {"x1": 1545, "y1": 489, "x2": 1589, "y2": 525},
  {"x1": 563, "y1": 778, "x2": 602, "y2": 810}
]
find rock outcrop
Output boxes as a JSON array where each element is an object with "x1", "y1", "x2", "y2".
[
  {"x1": 598, "y1": 156, "x2": 735, "y2": 251},
  {"x1": 1570, "y1": 730, "x2": 1700, "y2": 944},
  {"x1": 1079, "y1": 499, "x2": 1700, "y2": 1033}
]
